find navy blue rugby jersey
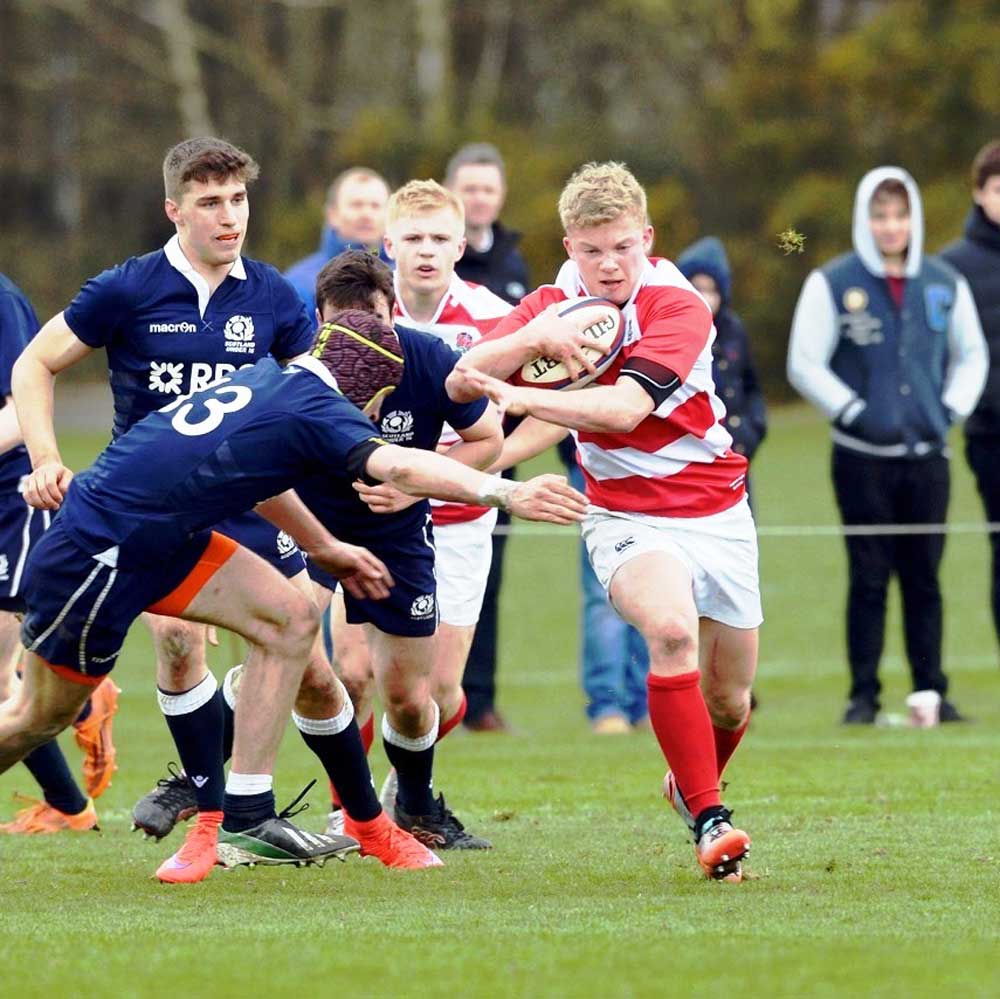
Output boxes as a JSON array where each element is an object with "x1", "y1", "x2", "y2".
[
  {"x1": 295, "y1": 325, "x2": 488, "y2": 543},
  {"x1": 59, "y1": 356, "x2": 383, "y2": 566},
  {"x1": 0, "y1": 273, "x2": 40, "y2": 492},
  {"x1": 63, "y1": 235, "x2": 315, "y2": 438}
]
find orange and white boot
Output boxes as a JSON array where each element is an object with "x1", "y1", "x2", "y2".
[
  {"x1": 0, "y1": 793, "x2": 99, "y2": 834},
  {"x1": 156, "y1": 811, "x2": 222, "y2": 884},
  {"x1": 74, "y1": 678, "x2": 121, "y2": 799}
]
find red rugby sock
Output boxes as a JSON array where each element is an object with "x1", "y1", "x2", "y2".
[
  {"x1": 713, "y1": 720, "x2": 748, "y2": 778},
  {"x1": 436, "y1": 693, "x2": 467, "y2": 743},
  {"x1": 360, "y1": 713, "x2": 375, "y2": 754},
  {"x1": 647, "y1": 671, "x2": 721, "y2": 818}
]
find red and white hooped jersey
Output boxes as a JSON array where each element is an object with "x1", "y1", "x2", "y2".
[
  {"x1": 393, "y1": 273, "x2": 512, "y2": 525},
  {"x1": 486, "y1": 257, "x2": 748, "y2": 518}
]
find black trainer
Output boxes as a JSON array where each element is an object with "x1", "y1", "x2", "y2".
[
  {"x1": 939, "y1": 699, "x2": 970, "y2": 723},
  {"x1": 394, "y1": 793, "x2": 492, "y2": 850},
  {"x1": 131, "y1": 762, "x2": 198, "y2": 840},
  {"x1": 216, "y1": 782, "x2": 360, "y2": 868},
  {"x1": 842, "y1": 698, "x2": 877, "y2": 725}
]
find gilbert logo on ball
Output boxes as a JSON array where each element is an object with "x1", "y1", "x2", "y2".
[{"x1": 510, "y1": 297, "x2": 625, "y2": 391}]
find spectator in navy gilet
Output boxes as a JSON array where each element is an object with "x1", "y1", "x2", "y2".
[
  {"x1": 677, "y1": 237, "x2": 767, "y2": 505},
  {"x1": 940, "y1": 140, "x2": 1000, "y2": 659},
  {"x1": 788, "y1": 167, "x2": 987, "y2": 725}
]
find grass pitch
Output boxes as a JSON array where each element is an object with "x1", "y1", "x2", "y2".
[{"x1": 1, "y1": 405, "x2": 998, "y2": 998}]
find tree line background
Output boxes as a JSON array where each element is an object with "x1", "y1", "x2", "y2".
[{"x1": 2, "y1": 0, "x2": 999, "y2": 392}]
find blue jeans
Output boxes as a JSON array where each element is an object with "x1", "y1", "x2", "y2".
[{"x1": 569, "y1": 464, "x2": 650, "y2": 722}]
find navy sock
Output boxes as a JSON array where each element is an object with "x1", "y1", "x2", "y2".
[
  {"x1": 158, "y1": 675, "x2": 225, "y2": 812},
  {"x1": 297, "y1": 710, "x2": 381, "y2": 822},
  {"x1": 222, "y1": 790, "x2": 275, "y2": 832},
  {"x1": 22, "y1": 740, "x2": 88, "y2": 815},
  {"x1": 221, "y1": 695, "x2": 235, "y2": 763},
  {"x1": 74, "y1": 699, "x2": 92, "y2": 726},
  {"x1": 382, "y1": 711, "x2": 438, "y2": 816}
]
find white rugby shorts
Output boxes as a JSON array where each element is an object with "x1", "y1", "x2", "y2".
[
  {"x1": 582, "y1": 497, "x2": 763, "y2": 629},
  {"x1": 433, "y1": 509, "x2": 498, "y2": 627}
]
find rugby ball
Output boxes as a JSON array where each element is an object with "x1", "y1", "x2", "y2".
[{"x1": 510, "y1": 297, "x2": 625, "y2": 391}]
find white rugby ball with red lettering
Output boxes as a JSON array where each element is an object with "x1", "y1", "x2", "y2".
[{"x1": 510, "y1": 297, "x2": 625, "y2": 391}]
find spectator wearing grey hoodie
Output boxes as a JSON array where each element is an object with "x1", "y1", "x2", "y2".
[{"x1": 787, "y1": 167, "x2": 987, "y2": 725}]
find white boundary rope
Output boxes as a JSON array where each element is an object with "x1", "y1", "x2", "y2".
[{"x1": 488, "y1": 521, "x2": 1000, "y2": 538}]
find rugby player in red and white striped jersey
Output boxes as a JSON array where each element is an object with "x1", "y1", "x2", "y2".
[{"x1": 450, "y1": 162, "x2": 761, "y2": 883}]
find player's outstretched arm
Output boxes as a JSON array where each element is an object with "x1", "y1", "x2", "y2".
[
  {"x1": 364, "y1": 444, "x2": 587, "y2": 525},
  {"x1": 255, "y1": 490, "x2": 394, "y2": 600},
  {"x1": 447, "y1": 306, "x2": 609, "y2": 401},
  {"x1": 488, "y1": 416, "x2": 570, "y2": 473},
  {"x1": 12, "y1": 312, "x2": 93, "y2": 510},
  {"x1": 354, "y1": 407, "x2": 503, "y2": 515}
]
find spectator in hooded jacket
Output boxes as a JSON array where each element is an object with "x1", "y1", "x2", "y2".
[
  {"x1": 678, "y1": 237, "x2": 767, "y2": 504},
  {"x1": 445, "y1": 143, "x2": 531, "y2": 732},
  {"x1": 788, "y1": 167, "x2": 987, "y2": 725},
  {"x1": 284, "y1": 167, "x2": 392, "y2": 316},
  {"x1": 940, "y1": 140, "x2": 1000, "y2": 659}
]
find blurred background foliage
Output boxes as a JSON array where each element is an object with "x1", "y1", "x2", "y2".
[{"x1": 2, "y1": 0, "x2": 999, "y2": 390}]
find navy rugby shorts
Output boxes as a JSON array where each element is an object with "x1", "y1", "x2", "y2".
[
  {"x1": 307, "y1": 516, "x2": 438, "y2": 638},
  {"x1": 0, "y1": 481, "x2": 51, "y2": 613},
  {"x1": 216, "y1": 510, "x2": 306, "y2": 579},
  {"x1": 20, "y1": 521, "x2": 234, "y2": 685}
]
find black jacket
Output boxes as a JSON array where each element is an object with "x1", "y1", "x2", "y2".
[
  {"x1": 456, "y1": 222, "x2": 531, "y2": 305},
  {"x1": 940, "y1": 206, "x2": 1000, "y2": 438}
]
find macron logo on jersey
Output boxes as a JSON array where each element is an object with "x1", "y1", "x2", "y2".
[{"x1": 149, "y1": 321, "x2": 197, "y2": 334}]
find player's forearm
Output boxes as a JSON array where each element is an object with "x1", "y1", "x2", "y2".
[
  {"x1": 0, "y1": 401, "x2": 24, "y2": 456},
  {"x1": 11, "y1": 352, "x2": 60, "y2": 467},
  {"x1": 255, "y1": 490, "x2": 338, "y2": 556},
  {"x1": 515, "y1": 384, "x2": 649, "y2": 434},
  {"x1": 441, "y1": 434, "x2": 502, "y2": 472},
  {"x1": 367, "y1": 445, "x2": 515, "y2": 510},
  {"x1": 489, "y1": 417, "x2": 569, "y2": 473},
  {"x1": 455, "y1": 328, "x2": 540, "y2": 384}
]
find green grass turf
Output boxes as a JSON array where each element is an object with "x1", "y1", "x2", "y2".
[{"x1": 2, "y1": 405, "x2": 999, "y2": 998}]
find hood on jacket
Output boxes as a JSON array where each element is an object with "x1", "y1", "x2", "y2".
[
  {"x1": 677, "y1": 236, "x2": 732, "y2": 306},
  {"x1": 852, "y1": 166, "x2": 924, "y2": 277}
]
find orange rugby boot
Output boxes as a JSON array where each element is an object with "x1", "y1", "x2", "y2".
[
  {"x1": 156, "y1": 811, "x2": 223, "y2": 884},
  {"x1": 0, "y1": 793, "x2": 99, "y2": 834},
  {"x1": 74, "y1": 677, "x2": 121, "y2": 799},
  {"x1": 344, "y1": 810, "x2": 443, "y2": 869},
  {"x1": 694, "y1": 810, "x2": 750, "y2": 883}
]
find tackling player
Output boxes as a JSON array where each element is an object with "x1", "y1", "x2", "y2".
[
  {"x1": 2, "y1": 342, "x2": 587, "y2": 882},
  {"x1": 307, "y1": 251, "x2": 501, "y2": 848},
  {"x1": 451, "y1": 162, "x2": 761, "y2": 883}
]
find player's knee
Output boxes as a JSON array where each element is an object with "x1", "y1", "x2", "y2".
[
  {"x1": 645, "y1": 615, "x2": 696, "y2": 664},
  {"x1": 340, "y1": 669, "x2": 373, "y2": 713},
  {"x1": 382, "y1": 686, "x2": 429, "y2": 732},
  {"x1": 152, "y1": 619, "x2": 204, "y2": 673},
  {"x1": 265, "y1": 592, "x2": 320, "y2": 658}
]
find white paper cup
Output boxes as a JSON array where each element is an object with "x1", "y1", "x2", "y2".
[{"x1": 905, "y1": 690, "x2": 941, "y2": 728}]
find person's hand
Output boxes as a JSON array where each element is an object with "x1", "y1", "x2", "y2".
[
  {"x1": 352, "y1": 480, "x2": 422, "y2": 514},
  {"x1": 22, "y1": 461, "x2": 73, "y2": 510},
  {"x1": 458, "y1": 370, "x2": 530, "y2": 419},
  {"x1": 309, "y1": 540, "x2": 394, "y2": 601},
  {"x1": 508, "y1": 473, "x2": 588, "y2": 525},
  {"x1": 523, "y1": 304, "x2": 611, "y2": 380}
]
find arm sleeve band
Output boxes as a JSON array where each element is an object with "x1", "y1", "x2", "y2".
[
  {"x1": 620, "y1": 356, "x2": 681, "y2": 407},
  {"x1": 346, "y1": 437, "x2": 387, "y2": 484}
]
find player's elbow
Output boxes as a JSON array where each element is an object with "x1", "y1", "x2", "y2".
[
  {"x1": 608, "y1": 397, "x2": 651, "y2": 434},
  {"x1": 445, "y1": 365, "x2": 479, "y2": 404}
]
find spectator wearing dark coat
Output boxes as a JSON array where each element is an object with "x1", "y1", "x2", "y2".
[
  {"x1": 444, "y1": 143, "x2": 531, "y2": 732},
  {"x1": 941, "y1": 139, "x2": 1000, "y2": 656},
  {"x1": 678, "y1": 237, "x2": 768, "y2": 497}
]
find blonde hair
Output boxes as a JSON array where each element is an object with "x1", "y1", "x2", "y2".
[
  {"x1": 386, "y1": 179, "x2": 465, "y2": 229},
  {"x1": 558, "y1": 161, "x2": 647, "y2": 232}
]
